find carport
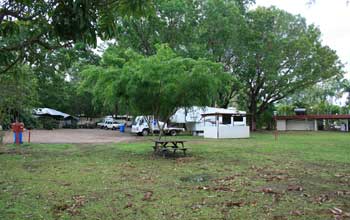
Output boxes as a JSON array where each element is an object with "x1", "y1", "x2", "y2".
[{"x1": 275, "y1": 114, "x2": 350, "y2": 131}]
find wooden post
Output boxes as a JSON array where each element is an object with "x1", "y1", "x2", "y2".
[
  {"x1": 274, "y1": 111, "x2": 278, "y2": 141},
  {"x1": 216, "y1": 115, "x2": 219, "y2": 139},
  {"x1": 28, "y1": 130, "x2": 31, "y2": 143}
]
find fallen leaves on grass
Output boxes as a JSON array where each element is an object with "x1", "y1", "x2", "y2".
[
  {"x1": 142, "y1": 191, "x2": 153, "y2": 201},
  {"x1": 290, "y1": 210, "x2": 303, "y2": 216},
  {"x1": 191, "y1": 204, "x2": 202, "y2": 211},
  {"x1": 53, "y1": 195, "x2": 87, "y2": 216},
  {"x1": 335, "y1": 190, "x2": 350, "y2": 196},
  {"x1": 330, "y1": 207, "x2": 343, "y2": 215},
  {"x1": 68, "y1": 195, "x2": 86, "y2": 215},
  {"x1": 214, "y1": 174, "x2": 241, "y2": 184},
  {"x1": 315, "y1": 194, "x2": 331, "y2": 204},
  {"x1": 287, "y1": 185, "x2": 303, "y2": 192},
  {"x1": 196, "y1": 185, "x2": 236, "y2": 192},
  {"x1": 329, "y1": 207, "x2": 350, "y2": 219},
  {"x1": 272, "y1": 216, "x2": 288, "y2": 220},
  {"x1": 224, "y1": 201, "x2": 245, "y2": 207},
  {"x1": 124, "y1": 202, "x2": 133, "y2": 209},
  {"x1": 261, "y1": 187, "x2": 279, "y2": 194},
  {"x1": 334, "y1": 174, "x2": 350, "y2": 178},
  {"x1": 176, "y1": 157, "x2": 195, "y2": 164}
]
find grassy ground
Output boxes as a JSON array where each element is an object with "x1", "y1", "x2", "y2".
[{"x1": 0, "y1": 131, "x2": 349, "y2": 220}]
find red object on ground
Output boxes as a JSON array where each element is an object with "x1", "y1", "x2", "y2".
[{"x1": 11, "y1": 122, "x2": 24, "y2": 144}]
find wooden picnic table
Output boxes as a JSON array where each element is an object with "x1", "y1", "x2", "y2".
[{"x1": 153, "y1": 140, "x2": 188, "y2": 157}]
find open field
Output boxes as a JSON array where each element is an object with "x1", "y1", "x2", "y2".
[{"x1": 0, "y1": 132, "x2": 349, "y2": 219}]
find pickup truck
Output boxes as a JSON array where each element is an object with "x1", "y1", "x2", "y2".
[
  {"x1": 105, "y1": 120, "x2": 123, "y2": 130},
  {"x1": 131, "y1": 116, "x2": 185, "y2": 136},
  {"x1": 97, "y1": 119, "x2": 122, "y2": 130}
]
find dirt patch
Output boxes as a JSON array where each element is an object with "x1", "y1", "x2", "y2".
[{"x1": 3, "y1": 128, "x2": 142, "y2": 144}]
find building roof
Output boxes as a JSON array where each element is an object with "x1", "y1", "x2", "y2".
[
  {"x1": 171, "y1": 106, "x2": 246, "y2": 123},
  {"x1": 201, "y1": 112, "x2": 246, "y2": 117},
  {"x1": 33, "y1": 108, "x2": 77, "y2": 120},
  {"x1": 274, "y1": 114, "x2": 350, "y2": 120}
]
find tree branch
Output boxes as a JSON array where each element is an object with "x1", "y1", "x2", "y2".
[{"x1": 0, "y1": 54, "x2": 22, "y2": 75}]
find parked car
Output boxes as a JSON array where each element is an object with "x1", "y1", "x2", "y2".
[{"x1": 105, "y1": 120, "x2": 123, "y2": 130}]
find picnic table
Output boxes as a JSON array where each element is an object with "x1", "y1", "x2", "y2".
[{"x1": 153, "y1": 140, "x2": 188, "y2": 157}]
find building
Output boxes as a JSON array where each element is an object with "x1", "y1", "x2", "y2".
[
  {"x1": 201, "y1": 112, "x2": 250, "y2": 139},
  {"x1": 275, "y1": 114, "x2": 350, "y2": 132},
  {"x1": 171, "y1": 106, "x2": 247, "y2": 136},
  {"x1": 33, "y1": 108, "x2": 78, "y2": 129}
]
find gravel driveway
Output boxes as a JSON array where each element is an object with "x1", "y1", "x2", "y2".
[{"x1": 2, "y1": 128, "x2": 141, "y2": 144}]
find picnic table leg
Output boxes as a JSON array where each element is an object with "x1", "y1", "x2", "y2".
[
  {"x1": 172, "y1": 142, "x2": 178, "y2": 155},
  {"x1": 154, "y1": 142, "x2": 157, "y2": 153},
  {"x1": 181, "y1": 142, "x2": 186, "y2": 156}
]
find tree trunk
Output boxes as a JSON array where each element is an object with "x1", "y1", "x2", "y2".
[
  {"x1": 156, "y1": 120, "x2": 165, "y2": 140},
  {"x1": 250, "y1": 113, "x2": 257, "y2": 131},
  {"x1": 248, "y1": 99, "x2": 258, "y2": 131},
  {"x1": 0, "y1": 130, "x2": 4, "y2": 145}
]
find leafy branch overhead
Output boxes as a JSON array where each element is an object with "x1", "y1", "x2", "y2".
[{"x1": 0, "y1": 0, "x2": 152, "y2": 74}]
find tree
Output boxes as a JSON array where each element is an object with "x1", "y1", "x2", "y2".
[
  {"x1": 33, "y1": 43, "x2": 100, "y2": 116},
  {"x1": 113, "y1": 0, "x2": 251, "y2": 106},
  {"x1": 0, "y1": 64, "x2": 38, "y2": 143},
  {"x1": 0, "y1": 0, "x2": 152, "y2": 74},
  {"x1": 235, "y1": 7, "x2": 343, "y2": 130},
  {"x1": 113, "y1": 0, "x2": 252, "y2": 57},
  {"x1": 80, "y1": 44, "x2": 229, "y2": 138}
]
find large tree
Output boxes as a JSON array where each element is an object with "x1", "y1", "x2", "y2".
[
  {"x1": 0, "y1": 0, "x2": 152, "y2": 74},
  {"x1": 113, "y1": 0, "x2": 250, "y2": 106},
  {"x1": 80, "y1": 44, "x2": 229, "y2": 138},
  {"x1": 235, "y1": 7, "x2": 343, "y2": 130}
]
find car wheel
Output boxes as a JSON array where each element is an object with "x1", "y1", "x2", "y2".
[
  {"x1": 170, "y1": 130, "x2": 177, "y2": 136},
  {"x1": 142, "y1": 129, "x2": 149, "y2": 136}
]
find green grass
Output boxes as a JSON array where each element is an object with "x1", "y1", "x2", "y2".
[{"x1": 0, "y1": 131, "x2": 349, "y2": 219}]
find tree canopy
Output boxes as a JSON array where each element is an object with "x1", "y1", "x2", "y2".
[
  {"x1": 235, "y1": 7, "x2": 343, "y2": 130},
  {"x1": 0, "y1": 0, "x2": 152, "y2": 74},
  {"x1": 79, "y1": 44, "x2": 230, "y2": 136}
]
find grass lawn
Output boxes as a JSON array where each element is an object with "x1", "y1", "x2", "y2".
[{"x1": 0, "y1": 131, "x2": 349, "y2": 219}]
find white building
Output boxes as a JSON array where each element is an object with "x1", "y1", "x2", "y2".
[
  {"x1": 201, "y1": 112, "x2": 250, "y2": 139},
  {"x1": 275, "y1": 114, "x2": 350, "y2": 132},
  {"x1": 171, "y1": 106, "x2": 250, "y2": 138}
]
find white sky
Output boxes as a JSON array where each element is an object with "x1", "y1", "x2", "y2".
[
  {"x1": 254, "y1": 0, "x2": 350, "y2": 74},
  {"x1": 253, "y1": 0, "x2": 350, "y2": 105}
]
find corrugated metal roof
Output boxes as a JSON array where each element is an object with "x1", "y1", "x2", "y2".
[
  {"x1": 33, "y1": 108, "x2": 74, "y2": 119},
  {"x1": 275, "y1": 114, "x2": 350, "y2": 120}
]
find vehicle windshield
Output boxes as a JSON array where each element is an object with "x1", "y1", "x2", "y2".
[{"x1": 132, "y1": 118, "x2": 138, "y2": 126}]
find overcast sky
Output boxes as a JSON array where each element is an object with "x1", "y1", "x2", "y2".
[{"x1": 253, "y1": 0, "x2": 350, "y2": 75}]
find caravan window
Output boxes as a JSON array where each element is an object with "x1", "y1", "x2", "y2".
[
  {"x1": 222, "y1": 115, "x2": 231, "y2": 124},
  {"x1": 233, "y1": 116, "x2": 244, "y2": 122}
]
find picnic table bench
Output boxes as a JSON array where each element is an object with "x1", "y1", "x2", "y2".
[{"x1": 153, "y1": 140, "x2": 188, "y2": 157}]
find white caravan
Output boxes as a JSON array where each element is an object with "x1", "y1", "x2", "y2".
[
  {"x1": 131, "y1": 116, "x2": 185, "y2": 136},
  {"x1": 170, "y1": 106, "x2": 247, "y2": 136}
]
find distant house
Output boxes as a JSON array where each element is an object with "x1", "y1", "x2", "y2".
[
  {"x1": 33, "y1": 108, "x2": 78, "y2": 128},
  {"x1": 275, "y1": 109, "x2": 350, "y2": 132}
]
